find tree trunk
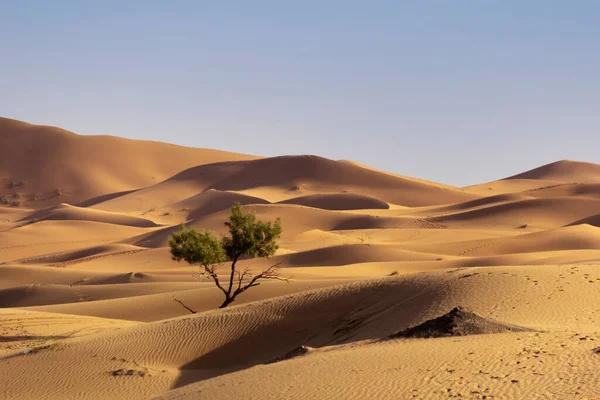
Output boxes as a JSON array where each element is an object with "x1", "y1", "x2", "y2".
[{"x1": 219, "y1": 296, "x2": 234, "y2": 308}]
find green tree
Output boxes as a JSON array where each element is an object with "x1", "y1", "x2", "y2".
[{"x1": 169, "y1": 202, "x2": 284, "y2": 309}]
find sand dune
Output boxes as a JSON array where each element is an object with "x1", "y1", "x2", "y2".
[
  {"x1": 174, "y1": 189, "x2": 270, "y2": 220},
  {"x1": 22, "y1": 204, "x2": 160, "y2": 227},
  {"x1": 129, "y1": 205, "x2": 362, "y2": 248},
  {"x1": 331, "y1": 227, "x2": 524, "y2": 246},
  {"x1": 197, "y1": 155, "x2": 478, "y2": 206},
  {"x1": 24, "y1": 279, "x2": 354, "y2": 322},
  {"x1": 524, "y1": 182, "x2": 600, "y2": 199},
  {"x1": 161, "y1": 331, "x2": 600, "y2": 400},
  {"x1": 0, "y1": 117, "x2": 258, "y2": 207},
  {"x1": 2, "y1": 118, "x2": 600, "y2": 399},
  {"x1": 262, "y1": 243, "x2": 441, "y2": 267},
  {"x1": 404, "y1": 224, "x2": 600, "y2": 257},
  {"x1": 14, "y1": 243, "x2": 148, "y2": 267},
  {"x1": 417, "y1": 192, "x2": 530, "y2": 214},
  {"x1": 0, "y1": 264, "x2": 130, "y2": 289},
  {"x1": 505, "y1": 159, "x2": 600, "y2": 182},
  {"x1": 0, "y1": 282, "x2": 201, "y2": 308},
  {"x1": 0, "y1": 264, "x2": 194, "y2": 289},
  {"x1": 463, "y1": 161, "x2": 600, "y2": 197},
  {"x1": 156, "y1": 264, "x2": 600, "y2": 399},
  {"x1": 462, "y1": 178, "x2": 563, "y2": 195},
  {"x1": 429, "y1": 197, "x2": 600, "y2": 229},
  {"x1": 278, "y1": 193, "x2": 389, "y2": 210},
  {"x1": 0, "y1": 308, "x2": 139, "y2": 357},
  {"x1": 338, "y1": 159, "x2": 461, "y2": 190},
  {"x1": 0, "y1": 220, "x2": 148, "y2": 263},
  {"x1": 3, "y1": 265, "x2": 600, "y2": 399},
  {"x1": 91, "y1": 155, "x2": 477, "y2": 212}
]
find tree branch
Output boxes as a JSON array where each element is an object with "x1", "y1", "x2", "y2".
[
  {"x1": 172, "y1": 296, "x2": 197, "y2": 314},
  {"x1": 236, "y1": 268, "x2": 251, "y2": 292},
  {"x1": 226, "y1": 253, "x2": 242, "y2": 297},
  {"x1": 233, "y1": 263, "x2": 286, "y2": 297},
  {"x1": 203, "y1": 264, "x2": 228, "y2": 296}
]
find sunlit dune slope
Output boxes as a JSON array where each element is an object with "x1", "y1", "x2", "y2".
[
  {"x1": 462, "y1": 178, "x2": 563, "y2": 196},
  {"x1": 404, "y1": 224, "x2": 600, "y2": 256},
  {"x1": 3, "y1": 116, "x2": 600, "y2": 400},
  {"x1": 278, "y1": 193, "x2": 389, "y2": 210},
  {"x1": 0, "y1": 117, "x2": 258, "y2": 207},
  {"x1": 263, "y1": 243, "x2": 441, "y2": 267},
  {"x1": 173, "y1": 190, "x2": 270, "y2": 220},
  {"x1": 427, "y1": 197, "x2": 600, "y2": 229},
  {"x1": 2, "y1": 265, "x2": 600, "y2": 399},
  {"x1": 91, "y1": 155, "x2": 478, "y2": 213},
  {"x1": 22, "y1": 204, "x2": 159, "y2": 227},
  {"x1": 505, "y1": 159, "x2": 600, "y2": 182},
  {"x1": 464, "y1": 160, "x2": 600, "y2": 196},
  {"x1": 0, "y1": 220, "x2": 150, "y2": 263}
]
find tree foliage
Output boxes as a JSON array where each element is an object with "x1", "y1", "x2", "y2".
[{"x1": 169, "y1": 202, "x2": 284, "y2": 308}]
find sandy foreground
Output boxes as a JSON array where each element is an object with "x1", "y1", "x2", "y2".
[{"x1": 1, "y1": 118, "x2": 600, "y2": 399}]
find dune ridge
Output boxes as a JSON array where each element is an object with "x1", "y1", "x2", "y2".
[
  {"x1": 504, "y1": 159, "x2": 600, "y2": 182},
  {"x1": 0, "y1": 117, "x2": 259, "y2": 207}
]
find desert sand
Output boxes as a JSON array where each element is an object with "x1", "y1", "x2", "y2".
[{"x1": 1, "y1": 118, "x2": 600, "y2": 399}]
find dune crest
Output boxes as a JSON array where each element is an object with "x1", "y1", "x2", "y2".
[
  {"x1": 0, "y1": 117, "x2": 258, "y2": 208},
  {"x1": 504, "y1": 159, "x2": 600, "y2": 182}
]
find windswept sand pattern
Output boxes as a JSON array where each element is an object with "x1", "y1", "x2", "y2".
[
  {"x1": 414, "y1": 217, "x2": 448, "y2": 230},
  {"x1": 0, "y1": 309, "x2": 138, "y2": 356},
  {"x1": 456, "y1": 240, "x2": 504, "y2": 257},
  {"x1": 1, "y1": 118, "x2": 600, "y2": 399}
]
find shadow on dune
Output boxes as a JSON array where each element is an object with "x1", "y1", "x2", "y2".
[
  {"x1": 75, "y1": 189, "x2": 138, "y2": 207},
  {"x1": 168, "y1": 277, "x2": 441, "y2": 390},
  {"x1": 0, "y1": 335, "x2": 70, "y2": 342},
  {"x1": 170, "y1": 302, "x2": 538, "y2": 390}
]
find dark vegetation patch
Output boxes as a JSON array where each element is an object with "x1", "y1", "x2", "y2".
[{"x1": 391, "y1": 307, "x2": 533, "y2": 339}]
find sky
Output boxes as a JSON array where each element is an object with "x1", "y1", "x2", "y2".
[{"x1": 1, "y1": 1, "x2": 599, "y2": 186}]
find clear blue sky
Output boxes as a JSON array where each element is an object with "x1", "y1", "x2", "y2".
[{"x1": 1, "y1": 1, "x2": 598, "y2": 186}]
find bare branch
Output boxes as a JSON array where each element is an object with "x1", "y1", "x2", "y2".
[
  {"x1": 235, "y1": 268, "x2": 251, "y2": 292},
  {"x1": 202, "y1": 264, "x2": 228, "y2": 296},
  {"x1": 234, "y1": 269, "x2": 242, "y2": 289},
  {"x1": 233, "y1": 263, "x2": 286, "y2": 297},
  {"x1": 172, "y1": 296, "x2": 197, "y2": 314}
]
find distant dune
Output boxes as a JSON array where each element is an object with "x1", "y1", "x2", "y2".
[
  {"x1": 0, "y1": 117, "x2": 259, "y2": 207},
  {"x1": 462, "y1": 178, "x2": 564, "y2": 195},
  {"x1": 89, "y1": 155, "x2": 479, "y2": 214},
  {"x1": 278, "y1": 193, "x2": 390, "y2": 210},
  {"x1": 462, "y1": 160, "x2": 600, "y2": 196},
  {"x1": 504, "y1": 159, "x2": 600, "y2": 182},
  {"x1": 22, "y1": 204, "x2": 159, "y2": 227}
]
